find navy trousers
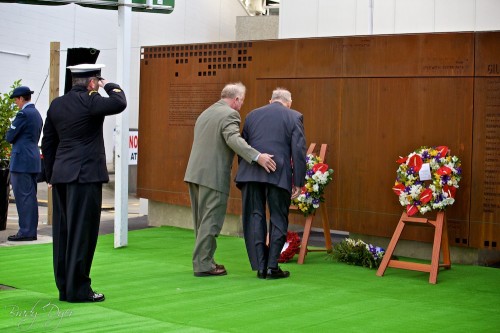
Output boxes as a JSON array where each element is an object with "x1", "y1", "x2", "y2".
[
  {"x1": 10, "y1": 171, "x2": 39, "y2": 237},
  {"x1": 241, "y1": 182, "x2": 291, "y2": 271},
  {"x1": 52, "y1": 182, "x2": 102, "y2": 302}
]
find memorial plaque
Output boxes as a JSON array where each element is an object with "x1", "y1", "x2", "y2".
[
  {"x1": 469, "y1": 32, "x2": 500, "y2": 249},
  {"x1": 138, "y1": 32, "x2": 500, "y2": 250}
]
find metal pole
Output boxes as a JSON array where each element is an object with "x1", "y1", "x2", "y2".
[
  {"x1": 114, "y1": 0, "x2": 131, "y2": 248},
  {"x1": 369, "y1": 0, "x2": 374, "y2": 35}
]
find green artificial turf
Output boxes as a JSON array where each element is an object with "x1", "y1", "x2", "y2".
[{"x1": 1, "y1": 226, "x2": 499, "y2": 332}]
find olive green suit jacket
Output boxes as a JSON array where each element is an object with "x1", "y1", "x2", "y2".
[{"x1": 184, "y1": 99, "x2": 258, "y2": 194}]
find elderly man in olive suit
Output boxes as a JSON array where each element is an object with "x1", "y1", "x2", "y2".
[
  {"x1": 184, "y1": 82, "x2": 276, "y2": 277},
  {"x1": 6, "y1": 86, "x2": 43, "y2": 242}
]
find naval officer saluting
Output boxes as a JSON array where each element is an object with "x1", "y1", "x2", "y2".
[{"x1": 42, "y1": 64, "x2": 127, "y2": 302}]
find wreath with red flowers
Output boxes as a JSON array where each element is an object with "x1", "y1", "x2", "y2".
[
  {"x1": 278, "y1": 232, "x2": 301, "y2": 263},
  {"x1": 292, "y1": 154, "x2": 334, "y2": 216},
  {"x1": 392, "y1": 146, "x2": 462, "y2": 216}
]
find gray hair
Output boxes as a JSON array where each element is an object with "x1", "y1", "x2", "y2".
[
  {"x1": 271, "y1": 88, "x2": 292, "y2": 103},
  {"x1": 72, "y1": 77, "x2": 94, "y2": 87},
  {"x1": 221, "y1": 82, "x2": 246, "y2": 99}
]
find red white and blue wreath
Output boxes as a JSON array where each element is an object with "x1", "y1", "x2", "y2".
[{"x1": 392, "y1": 146, "x2": 462, "y2": 216}]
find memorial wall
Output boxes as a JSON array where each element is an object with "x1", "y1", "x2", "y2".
[{"x1": 138, "y1": 31, "x2": 499, "y2": 250}]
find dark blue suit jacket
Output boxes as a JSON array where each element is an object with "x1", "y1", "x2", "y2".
[
  {"x1": 6, "y1": 104, "x2": 43, "y2": 173},
  {"x1": 235, "y1": 101, "x2": 307, "y2": 193}
]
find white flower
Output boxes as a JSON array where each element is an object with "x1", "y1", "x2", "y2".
[
  {"x1": 420, "y1": 206, "x2": 431, "y2": 214},
  {"x1": 399, "y1": 195, "x2": 410, "y2": 206},
  {"x1": 409, "y1": 184, "x2": 422, "y2": 199},
  {"x1": 429, "y1": 160, "x2": 439, "y2": 170}
]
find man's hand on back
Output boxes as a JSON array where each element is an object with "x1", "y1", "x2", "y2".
[{"x1": 257, "y1": 153, "x2": 276, "y2": 173}]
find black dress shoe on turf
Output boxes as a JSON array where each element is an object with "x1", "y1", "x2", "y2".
[
  {"x1": 194, "y1": 267, "x2": 227, "y2": 277},
  {"x1": 87, "y1": 291, "x2": 105, "y2": 302},
  {"x1": 7, "y1": 234, "x2": 37, "y2": 242},
  {"x1": 257, "y1": 270, "x2": 267, "y2": 279},
  {"x1": 266, "y1": 267, "x2": 290, "y2": 279}
]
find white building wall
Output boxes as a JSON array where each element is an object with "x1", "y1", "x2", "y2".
[
  {"x1": 280, "y1": 0, "x2": 500, "y2": 38},
  {"x1": 2, "y1": 0, "x2": 499, "y2": 166},
  {"x1": 0, "y1": 0, "x2": 247, "y2": 164}
]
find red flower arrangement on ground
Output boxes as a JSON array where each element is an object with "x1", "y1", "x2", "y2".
[{"x1": 278, "y1": 231, "x2": 301, "y2": 263}]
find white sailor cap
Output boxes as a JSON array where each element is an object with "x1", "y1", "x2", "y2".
[{"x1": 67, "y1": 63, "x2": 105, "y2": 78}]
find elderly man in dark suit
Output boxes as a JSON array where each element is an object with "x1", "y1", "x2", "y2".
[
  {"x1": 184, "y1": 82, "x2": 276, "y2": 277},
  {"x1": 42, "y1": 64, "x2": 126, "y2": 303},
  {"x1": 236, "y1": 88, "x2": 306, "y2": 279},
  {"x1": 6, "y1": 86, "x2": 43, "y2": 242}
]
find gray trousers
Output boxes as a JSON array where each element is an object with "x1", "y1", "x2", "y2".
[{"x1": 188, "y1": 183, "x2": 228, "y2": 272}]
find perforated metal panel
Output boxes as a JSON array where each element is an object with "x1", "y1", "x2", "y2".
[{"x1": 138, "y1": 32, "x2": 500, "y2": 250}]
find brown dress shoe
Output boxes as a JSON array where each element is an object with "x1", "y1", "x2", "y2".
[
  {"x1": 194, "y1": 267, "x2": 227, "y2": 277},
  {"x1": 214, "y1": 263, "x2": 225, "y2": 270}
]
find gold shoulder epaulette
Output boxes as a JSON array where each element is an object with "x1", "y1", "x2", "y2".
[
  {"x1": 89, "y1": 90, "x2": 98, "y2": 96},
  {"x1": 112, "y1": 88, "x2": 122, "y2": 93}
]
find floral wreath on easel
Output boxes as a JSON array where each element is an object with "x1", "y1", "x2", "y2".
[
  {"x1": 292, "y1": 154, "x2": 334, "y2": 216},
  {"x1": 279, "y1": 153, "x2": 334, "y2": 263},
  {"x1": 392, "y1": 146, "x2": 462, "y2": 216}
]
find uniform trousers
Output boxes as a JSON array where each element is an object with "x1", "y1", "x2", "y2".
[
  {"x1": 52, "y1": 182, "x2": 102, "y2": 301},
  {"x1": 10, "y1": 172, "x2": 39, "y2": 237},
  {"x1": 188, "y1": 182, "x2": 228, "y2": 273},
  {"x1": 240, "y1": 182, "x2": 291, "y2": 271}
]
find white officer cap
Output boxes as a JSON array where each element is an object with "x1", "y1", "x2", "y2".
[{"x1": 67, "y1": 64, "x2": 105, "y2": 78}]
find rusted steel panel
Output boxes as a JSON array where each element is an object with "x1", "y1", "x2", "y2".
[{"x1": 138, "y1": 32, "x2": 500, "y2": 249}]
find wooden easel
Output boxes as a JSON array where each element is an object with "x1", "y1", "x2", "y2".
[
  {"x1": 289, "y1": 143, "x2": 333, "y2": 264},
  {"x1": 376, "y1": 211, "x2": 451, "y2": 284}
]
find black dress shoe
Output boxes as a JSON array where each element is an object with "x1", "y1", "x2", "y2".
[
  {"x1": 257, "y1": 270, "x2": 267, "y2": 279},
  {"x1": 194, "y1": 267, "x2": 227, "y2": 277},
  {"x1": 67, "y1": 291, "x2": 105, "y2": 303},
  {"x1": 7, "y1": 234, "x2": 37, "y2": 242},
  {"x1": 87, "y1": 291, "x2": 105, "y2": 302},
  {"x1": 266, "y1": 267, "x2": 290, "y2": 279}
]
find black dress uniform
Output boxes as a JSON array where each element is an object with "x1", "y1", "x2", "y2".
[{"x1": 41, "y1": 67, "x2": 126, "y2": 302}]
